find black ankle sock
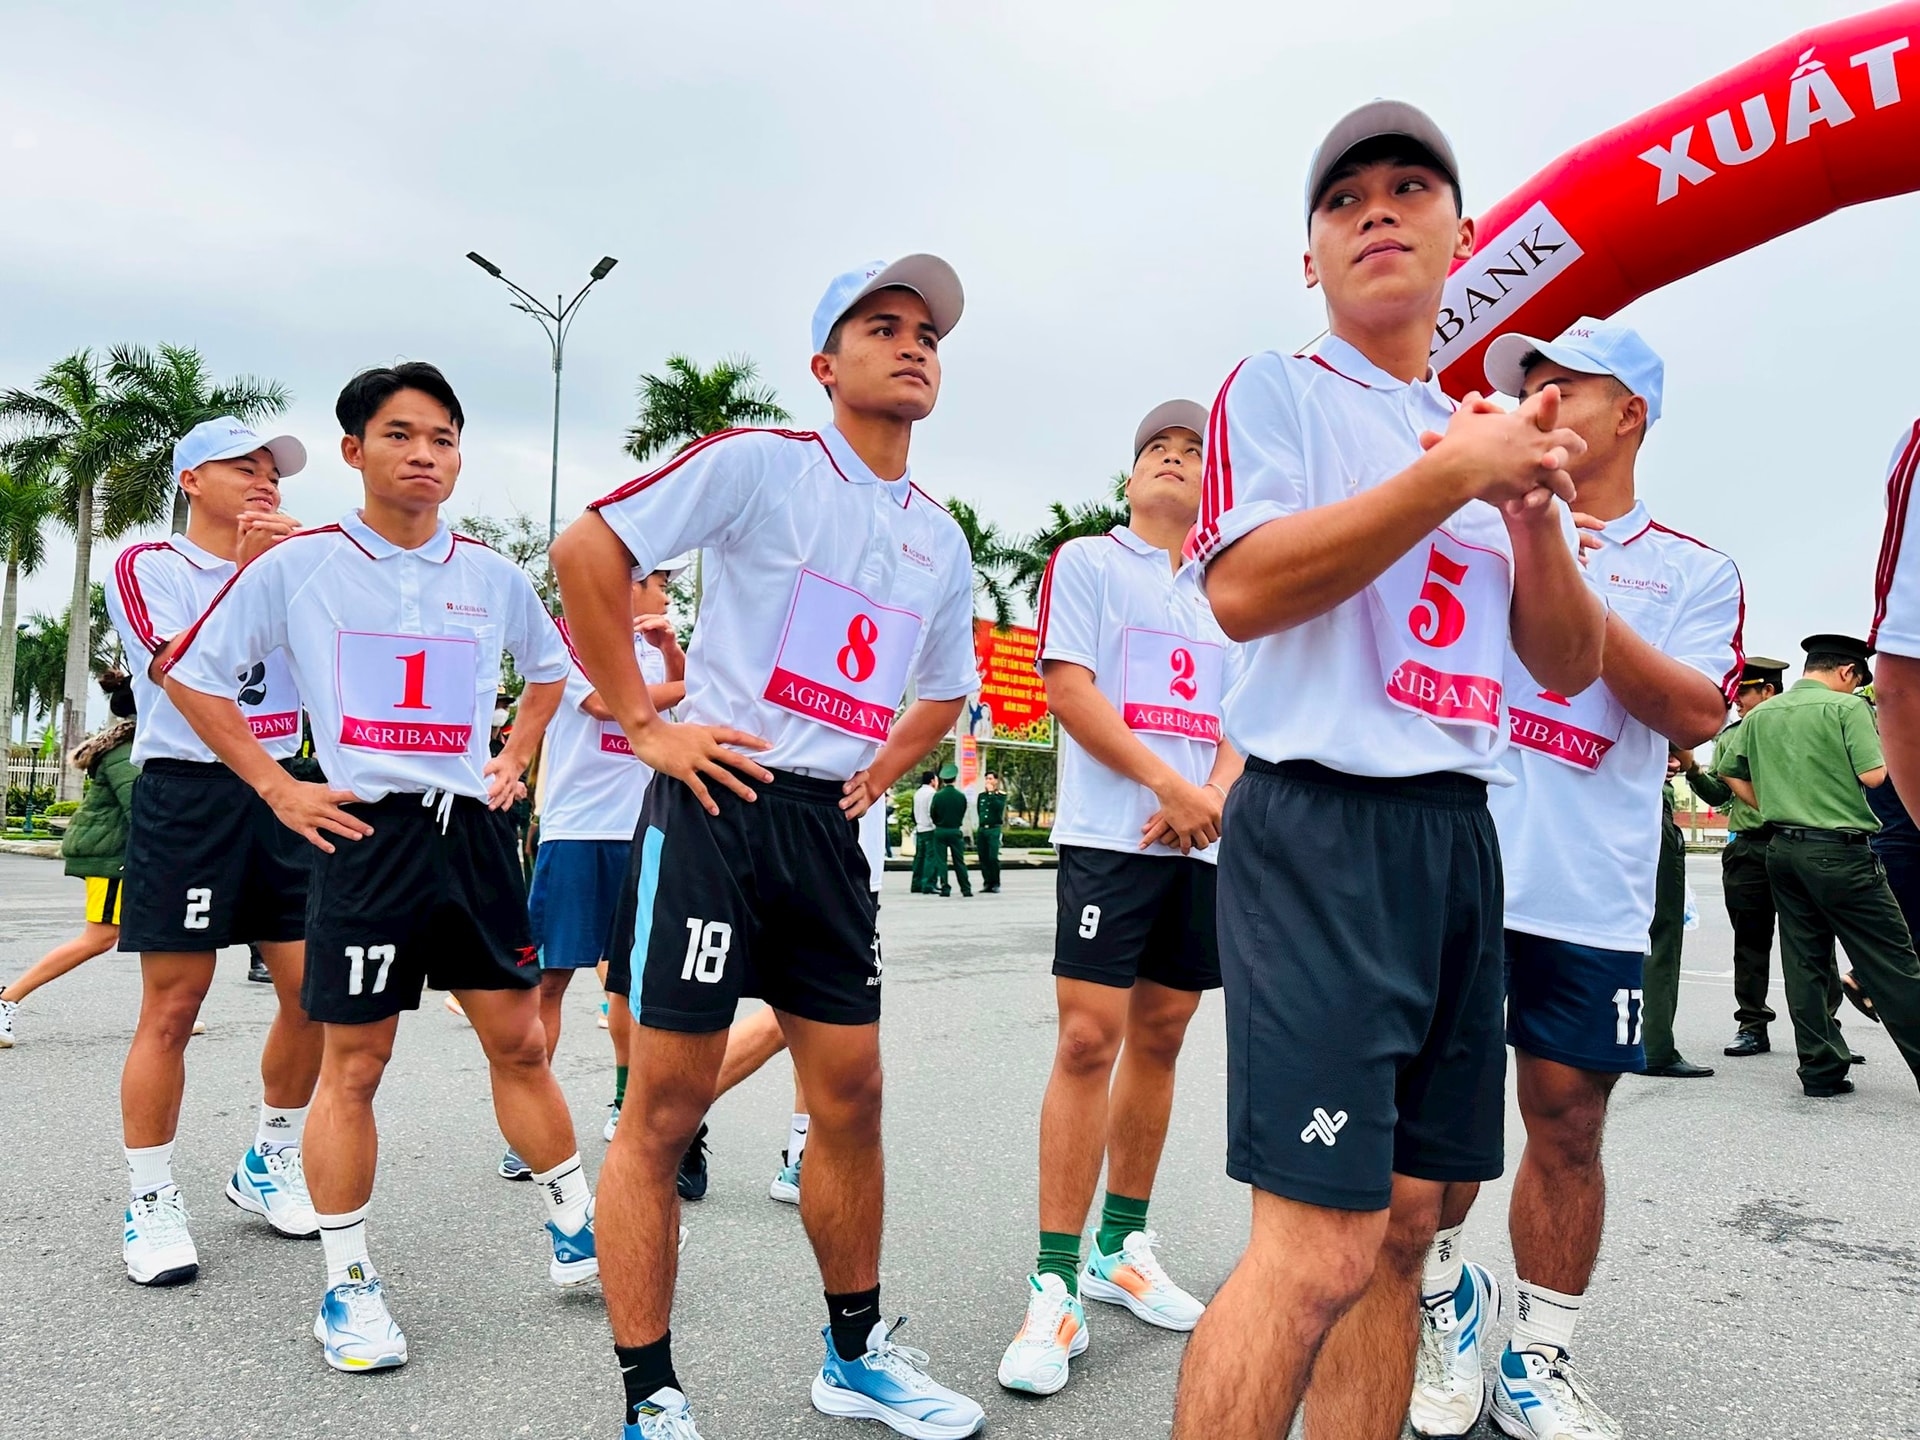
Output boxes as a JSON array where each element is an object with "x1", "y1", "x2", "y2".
[
  {"x1": 826, "y1": 1285, "x2": 881, "y2": 1361},
  {"x1": 617, "y1": 1332, "x2": 679, "y2": 1419}
]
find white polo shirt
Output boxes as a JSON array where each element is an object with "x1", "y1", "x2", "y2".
[
  {"x1": 105, "y1": 535, "x2": 303, "y2": 769},
  {"x1": 539, "y1": 623, "x2": 672, "y2": 842},
  {"x1": 589, "y1": 425, "x2": 977, "y2": 782},
  {"x1": 1491, "y1": 502, "x2": 1744, "y2": 952},
  {"x1": 1196, "y1": 338, "x2": 1525, "y2": 784},
  {"x1": 1039, "y1": 525, "x2": 1237, "y2": 864},
  {"x1": 166, "y1": 510, "x2": 571, "y2": 803},
  {"x1": 1871, "y1": 418, "x2": 1920, "y2": 658}
]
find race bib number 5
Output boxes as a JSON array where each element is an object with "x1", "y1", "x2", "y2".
[
  {"x1": 1122, "y1": 628, "x2": 1224, "y2": 743},
  {"x1": 1369, "y1": 528, "x2": 1510, "y2": 731},
  {"x1": 763, "y1": 571, "x2": 922, "y2": 742},
  {"x1": 336, "y1": 631, "x2": 479, "y2": 754}
]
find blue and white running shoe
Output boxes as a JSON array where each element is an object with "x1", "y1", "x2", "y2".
[
  {"x1": 313, "y1": 1275, "x2": 408, "y2": 1372},
  {"x1": 549, "y1": 1200, "x2": 600, "y2": 1287},
  {"x1": 810, "y1": 1318, "x2": 985, "y2": 1439},
  {"x1": 1409, "y1": 1260, "x2": 1502, "y2": 1436},
  {"x1": 500, "y1": 1147, "x2": 533, "y2": 1181},
  {"x1": 1492, "y1": 1344, "x2": 1622, "y2": 1440},
  {"x1": 624, "y1": 1385, "x2": 703, "y2": 1438},
  {"x1": 225, "y1": 1144, "x2": 319, "y2": 1238},
  {"x1": 769, "y1": 1148, "x2": 803, "y2": 1205}
]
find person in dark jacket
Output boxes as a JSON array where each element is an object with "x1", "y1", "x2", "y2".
[{"x1": 0, "y1": 672, "x2": 140, "y2": 1046}]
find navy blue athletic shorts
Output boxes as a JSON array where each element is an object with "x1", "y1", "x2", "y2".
[
  {"x1": 528, "y1": 839, "x2": 630, "y2": 971},
  {"x1": 1219, "y1": 759, "x2": 1508, "y2": 1212},
  {"x1": 1504, "y1": 930, "x2": 1647, "y2": 1073}
]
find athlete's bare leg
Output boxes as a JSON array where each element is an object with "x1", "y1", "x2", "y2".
[
  {"x1": 4, "y1": 921, "x2": 120, "y2": 1003},
  {"x1": 1509, "y1": 1051, "x2": 1618, "y2": 1292},
  {"x1": 1173, "y1": 1189, "x2": 1385, "y2": 1438},
  {"x1": 1103, "y1": 979, "x2": 1203, "y2": 1200},
  {"x1": 601, "y1": 1024, "x2": 726, "y2": 1344},
  {"x1": 538, "y1": 967, "x2": 575, "y2": 1062},
  {"x1": 780, "y1": 1011, "x2": 882, "y2": 1292},
  {"x1": 256, "y1": 939, "x2": 321, "y2": 1110},
  {"x1": 1037, "y1": 977, "x2": 1129, "y2": 1233},
  {"x1": 600, "y1": 961, "x2": 632, "y2": 1071},
  {"x1": 121, "y1": 953, "x2": 216, "y2": 1147},
  {"x1": 1301, "y1": 1175, "x2": 1445, "y2": 1440},
  {"x1": 715, "y1": 1004, "x2": 789, "y2": 1099},
  {"x1": 303, "y1": 1016, "x2": 400, "y2": 1213},
  {"x1": 458, "y1": 986, "x2": 581, "y2": 1173}
]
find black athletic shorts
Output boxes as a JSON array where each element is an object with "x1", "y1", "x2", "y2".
[
  {"x1": 1053, "y1": 845, "x2": 1220, "y2": 991},
  {"x1": 604, "y1": 769, "x2": 880, "y2": 1032},
  {"x1": 1219, "y1": 758, "x2": 1507, "y2": 1212},
  {"x1": 118, "y1": 759, "x2": 310, "y2": 953},
  {"x1": 302, "y1": 793, "x2": 539, "y2": 1025}
]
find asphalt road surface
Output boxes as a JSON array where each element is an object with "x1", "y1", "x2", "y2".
[{"x1": 2, "y1": 850, "x2": 1916, "y2": 1439}]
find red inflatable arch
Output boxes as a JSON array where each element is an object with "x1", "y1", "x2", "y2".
[{"x1": 1433, "y1": 2, "x2": 1920, "y2": 397}]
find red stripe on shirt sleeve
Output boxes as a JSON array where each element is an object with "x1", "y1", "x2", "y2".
[
  {"x1": 1870, "y1": 420, "x2": 1920, "y2": 645},
  {"x1": 113, "y1": 543, "x2": 168, "y2": 654},
  {"x1": 1035, "y1": 546, "x2": 1064, "y2": 648},
  {"x1": 1196, "y1": 359, "x2": 1249, "y2": 558}
]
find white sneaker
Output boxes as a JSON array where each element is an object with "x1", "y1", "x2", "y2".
[
  {"x1": 997, "y1": 1273, "x2": 1089, "y2": 1395},
  {"x1": 313, "y1": 1275, "x2": 408, "y2": 1372},
  {"x1": 626, "y1": 1385, "x2": 703, "y2": 1438},
  {"x1": 1411, "y1": 1261, "x2": 1502, "y2": 1436},
  {"x1": 225, "y1": 1144, "x2": 319, "y2": 1238},
  {"x1": 190, "y1": 1018, "x2": 206, "y2": 1036},
  {"x1": 0, "y1": 995, "x2": 18, "y2": 1047},
  {"x1": 124, "y1": 1187, "x2": 198, "y2": 1285},
  {"x1": 1080, "y1": 1229, "x2": 1205, "y2": 1331},
  {"x1": 603, "y1": 1103, "x2": 621, "y2": 1142},
  {"x1": 1493, "y1": 1345, "x2": 1623, "y2": 1440}
]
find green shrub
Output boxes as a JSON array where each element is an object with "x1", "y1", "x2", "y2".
[
  {"x1": 43, "y1": 800, "x2": 81, "y2": 816},
  {"x1": 6, "y1": 784, "x2": 56, "y2": 815}
]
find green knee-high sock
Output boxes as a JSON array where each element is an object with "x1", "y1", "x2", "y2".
[
  {"x1": 614, "y1": 1066, "x2": 629, "y2": 1108},
  {"x1": 1095, "y1": 1192, "x2": 1150, "y2": 1257},
  {"x1": 1037, "y1": 1231, "x2": 1082, "y2": 1295}
]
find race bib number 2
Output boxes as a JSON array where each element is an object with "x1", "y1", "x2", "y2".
[
  {"x1": 336, "y1": 631, "x2": 479, "y2": 754},
  {"x1": 763, "y1": 570, "x2": 921, "y2": 743},
  {"x1": 1122, "y1": 628, "x2": 1224, "y2": 743},
  {"x1": 1369, "y1": 528, "x2": 1510, "y2": 732}
]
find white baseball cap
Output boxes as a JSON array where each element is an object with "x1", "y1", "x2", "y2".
[
  {"x1": 631, "y1": 551, "x2": 695, "y2": 583},
  {"x1": 172, "y1": 417, "x2": 306, "y2": 486},
  {"x1": 810, "y1": 255, "x2": 964, "y2": 355},
  {"x1": 1484, "y1": 318, "x2": 1665, "y2": 425},
  {"x1": 1133, "y1": 400, "x2": 1209, "y2": 458}
]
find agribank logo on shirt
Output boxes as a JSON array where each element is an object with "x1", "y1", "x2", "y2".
[
  {"x1": 1607, "y1": 572, "x2": 1670, "y2": 597},
  {"x1": 444, "y1": 601, "x2": 489, "y2": 618}
]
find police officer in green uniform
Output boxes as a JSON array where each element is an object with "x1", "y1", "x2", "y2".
[
  {"x1": 975, "y1": 771, "x2": 1007, "y2": 893},
  {"x1": 1685, "y1": 656, "x2": 1788, "y2": 1056},
  {"x1": 928, "y1": 763, "x2": 972, "y2": 897},
  {"x1": 1718, "y1": 635, "x2": 1920, "y2": 1096}
]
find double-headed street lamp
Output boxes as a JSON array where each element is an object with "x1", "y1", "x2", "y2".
[{"x1": 465, "y1": 251, "x2": 619, "y2": 574}]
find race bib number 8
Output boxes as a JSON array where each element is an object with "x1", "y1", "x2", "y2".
[
  {"x1": 336, "y1": 631, "x2": 479, "y2": 754},
  {"x1": 1121, "y1": 628, "x2": 1224, "y2": 743},
  {"x1": 1369, "y1": 528, "x2": 1510, "y2": 732},
  {"x1": 763, "y1": 571, "x2": 922, "y2": 743}
]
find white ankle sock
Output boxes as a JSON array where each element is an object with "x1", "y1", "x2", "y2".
[
  {"x1": 127, "y1": 1141, "x2": 175, "y2": 1199},
  {"x1": 317, "y1": 1206, "x2": 375, "y2": 1288},
  {"x1": 788, "y1": 1113, "x2": 810, "y2": 1163},
  {"x1": 1422, "y1": 1223, "x2": 1466, "y2": 1303},
  {"x1": 256, "y1": 1103, "x2": 309, "y2": 1154},
  {"x1": 1511, "y1": 1278, "x2": 1583, "y2": 1354},
  {"x1": 532, "y1": 1154, "x2": 591, "y2": 1234}
]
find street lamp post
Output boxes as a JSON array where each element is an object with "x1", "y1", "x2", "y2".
[{"x1": 465, "y1": 252, "x2": 619, "y2": 586}]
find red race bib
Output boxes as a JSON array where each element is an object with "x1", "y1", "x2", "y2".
[
  {"x1": 762, "y1": 571, "x2": 922, "y2": 742},
  {"x1": 335, "y1": 631, "x2": 479, "y2": 754},
  {"x1": 1121, "y1": 627, "x2": 1224, "y2": 743},
  {"x1": 1504, "y1": 650, "x2": 1628, "y2": 772},
  {"x1": 1369, "y1": 527, "x2": 1511, "y2": 732}
]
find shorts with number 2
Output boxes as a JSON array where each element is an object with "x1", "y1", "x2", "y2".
[
  {"x1": 623, "y1": 770, "x2": 879, "y2": 1033},
  {"x1": 302, "y1": 793, "x2": 539, "y2": 1025}
]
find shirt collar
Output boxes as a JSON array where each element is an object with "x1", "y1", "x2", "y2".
[
  {"x1": 1109, "y1": 524, "x2": 1160, "y2": 556},
  {"x1": 820, "y1": 424, "x2": 913, "y2": 503},
  {"x1": 341, "y1": 508, "x2": 454, "y2": 563},
  {"x1": 167, "y1": 534, "x2": 227, "y2": 571},
  {"x1": 1600, "y1": 500, "x2": 1651, "y2": 545},
  {"x1": 1312, "y1": 335, "x2": 1447, "y2": 400}
]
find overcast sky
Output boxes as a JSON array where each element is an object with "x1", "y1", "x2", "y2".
[{"x1": 6, "y1": 0, "x2": 1913, "y2": 679}]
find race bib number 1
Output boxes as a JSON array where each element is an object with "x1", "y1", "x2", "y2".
[
  {"x1": 1505, "y1": 650, "x2": 1628, "y2": 772},
  {"x1": 336, "y1": 631, "x2": 479, "y2": 754},
  {"x1": 1121, "y1": 628, "x2": 1224, "y2": 743},
  {"x1": 763, "y1": 570, "x2": 921, "y2": 742},
  {"x1": 1369, "y1": 528, "x2": 1510, "y2": 732}
]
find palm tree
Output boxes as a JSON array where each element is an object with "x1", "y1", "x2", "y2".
[
  {"x1": 0, "y1": 467, "x2": 60, "y2": 743},
  {"x1": 104, "y1": 343, "x2": 292, "y2": 534},
  {"x1": 946, "y1": 497, "x2": 1017, "y2": 629},
  {"x1": 625, "y1": 355, "x2": 792, "y2": 612},
  {"x1": 624, "y1": 354, "x2": 791, "y2": 464},
  {"x1": 1008, "y1": 472, "x2": 1132, "y2": 607},
  {"x1": 0, "y1": 351, "x2": 124, "y2": 789}
]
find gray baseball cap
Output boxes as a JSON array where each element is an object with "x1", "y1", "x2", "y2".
[
  {"x1": 1133, "y1": 400, "x2": 1209, "y2": 458},
  {"x1": 1305, "y1": 100, "x2": 1460, "y2": 225}
]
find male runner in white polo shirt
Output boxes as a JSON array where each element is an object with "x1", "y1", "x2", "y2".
[
  {"x1": 104, "y1": 417, "x2": 320, "y2": 1285},
  {"x1": 1407, "y1": 324, "x2": 1741, "y2": 1440},
  {"x1": 998, "y1": 400, "x2": 1242, "y2": 1396},
  {"x1": 1870, "y1": 421, "x2": 1920, "y2": 798},
  {"x1": 1170, "y1": 103, "x2": 1606, "y2": 1440},
  {"x1": 552, "y1": 257, "x2": 984, "y2": 1440},
  {"x1": 497, "y1": 555, "x2": 689, "y2": 1181},
  {"x1": 164, "y1": 362, "x2": 591, "y2": 1375}
]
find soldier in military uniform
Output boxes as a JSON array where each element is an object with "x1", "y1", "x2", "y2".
[
  {"x1": 1685, "y1": 657, "x2": 1788, "y2": 1057},
  {"x1": 1717, "y1": 635, "x2": 1920, "y2": 1096},
  {"x1": 976, "y1": 771, "x2": 1007, "y2": 893}
]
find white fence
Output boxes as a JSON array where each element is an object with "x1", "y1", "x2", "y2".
[{"x1": 5, "y1": 758, "x2": 80, "y2": 803}]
